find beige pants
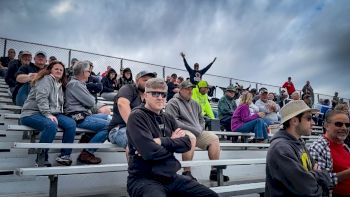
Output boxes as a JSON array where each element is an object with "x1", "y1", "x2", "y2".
[{"x1": 185, "y1": 130, "x2": 219, "y2": 150}]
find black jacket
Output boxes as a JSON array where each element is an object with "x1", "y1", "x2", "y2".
[
  {"x1": 5, "y1": 59, "x2": 21, "y2": 88},
  {"x1": 265, "y1": 129, "x2": 331, "y2": 197},
  {"x1": 127, "y1": 104, "x2": 191, "y2": 182}
]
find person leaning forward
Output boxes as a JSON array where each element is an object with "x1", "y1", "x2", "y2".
[
  {"x1": 126, "y1": 78, "x2": 218, "y2": 197},
  {"x1": 265, "y1": 100, "x2": 332, "y2": 196}
]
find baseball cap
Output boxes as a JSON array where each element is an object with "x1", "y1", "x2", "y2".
[
  {"x1": 197, "y1": 80, "x2": 208, "y2": 88},
  {"x1": 259, "y1": 87, "x2": 268, "y2": 94},
  {"x1": 35, "y1": 51, "x2": 47, "y2": 58},
  {"x1": 179, "y1": 80, "x2": 195, "y2": 89},
  {"x1": 21, "y1": 51, "x2": 32, "y2": 56},
  {"x1": 136, "y1": 70, "x2": 157, "y2": 80},
  {"x1": 226, "y1": 85, "x2": 237, "y2": 92}
]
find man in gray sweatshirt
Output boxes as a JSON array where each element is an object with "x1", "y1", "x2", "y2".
[{"x1": 165, "y1": 80, "x2": 229, "y2": 182}]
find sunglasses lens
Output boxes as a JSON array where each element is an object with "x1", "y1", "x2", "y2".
[
  {"x1": 334, "y1": 122, "x2": 350, "y2": 128},
  {"x1": 151, "y1": 92, "x2": 166, "y2": 98}
]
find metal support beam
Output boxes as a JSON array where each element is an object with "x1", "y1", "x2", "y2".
[
  {"x1": 3, "y1": 39, "x2": 7, "y2": 57},
  {"x1": 49, "y1": 175, "x2": 58, "y2": 197},
  {"x1": 68, "y1": 50, "x2": 72, "y2": 68}
]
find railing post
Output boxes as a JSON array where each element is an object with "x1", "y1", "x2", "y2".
[
  {"x1": 229, "y1": 78, "x2": 232, "y2": 86},
  {"x1": 255, "y1": 83, "x2": 258, "y2": 91},
  {"x1": 67, "y1": 50, "x2": 72, "y2": 68},
  {"x1": 120, "y1": 58, "x2": 123, "y2": 71},
  {"x1": 162, "y1": 66, "x2": 165, "y2": 79},
  {"x1": 3, "y1": 39, "x2": 7, "y2": 57}
]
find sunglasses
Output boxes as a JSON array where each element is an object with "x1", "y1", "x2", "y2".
[
  {"x1": 148, "y1": 92, "x2": 167, "y2": 98},
  {"x1": 332, "y1": 122, "x2": 350, "y2": 128}
]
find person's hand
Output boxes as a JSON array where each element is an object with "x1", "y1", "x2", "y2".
[
  {"x1": 313, "y1": 163, "x2": 321, "y2": 171},
  {"x1": 258, "y1": 112, "x2": 265, "y2": 118},
  {"x1": 180, "y1": 52, "x2": 185, "y2": 58},
  {"x1": 29, "y1": 73, "x2": 37, "y2": 79},
  {"x1": 47, "y1": 114, "x2": 58, "y2": 124},
  {"x1": 171, "y1": 128, "x2": 185, "y2": 139},
  {"x1": 154, "y1": 138, "x2": 161, "y2": 145},
  {"x1": 213, "y1": 57, "x2": 217, "y2": 62}
]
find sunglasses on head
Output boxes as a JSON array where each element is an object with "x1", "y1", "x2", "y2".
[
  {"x1": 148, "y1": 91, "x2": 167, "y2": 98},
  {"x1": 333, "y1": 122, "x2": 350, "y2": 128}
]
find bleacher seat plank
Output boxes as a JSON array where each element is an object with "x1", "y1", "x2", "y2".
[
  {"x1": 0, "y1": 104, "x2": 21, "y2": 110},
  {"x1": 210, "y1": 182, "x2": 265, "y2": 197},
  {"x1": 7, "y1": 125, "x2": 94, "y2": 133}
]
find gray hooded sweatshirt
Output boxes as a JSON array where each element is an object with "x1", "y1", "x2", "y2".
[
  {"x1": 265, "y1": 129, "x2": 331, "y2": 197},
  {"x1": 21, "y1": 75, "x2": 64, "y2": 118},
  {"x1": 65, "y1": 77, "x2": 95, "y2": 115},
  {"x1": 165, "y1": 93, "x2": 205, "y2": 137}
]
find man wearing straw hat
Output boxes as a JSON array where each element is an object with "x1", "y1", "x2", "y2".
[{"x1": 265, "y1": 100, "x2": 332, "y2": 196}]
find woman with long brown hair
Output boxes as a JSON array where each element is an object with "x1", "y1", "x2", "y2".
[{"x1": 20, "y1": 61, "x2": 76, "y2": 167}]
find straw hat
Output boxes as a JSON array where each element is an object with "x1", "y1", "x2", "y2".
[{"x1": 280, "y1": 100, "x2": 319, "y2": 124}]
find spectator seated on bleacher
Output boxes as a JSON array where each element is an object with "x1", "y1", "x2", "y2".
[
  {"x1": 116, "y1": 67, "x2": 135, "y2": 90},
  {"x1": 14, "y1": 51, "x2": 47, "y2": 106},
  {"x1": 334, "y1": 103, "x2": 350, "y2": 147},
  {"x1": 266, "y1": 100, "x2": 331, "y2": 196},
  {"x1": 101, "y1": 65, "x2": 111, "y2": 78},
  {"x1": 255, "y1": 87, "x2": 280, "y2": 125},
  {"x1": 65, "y1": 57, "x2": 78, "y2": 80},
  {"x1": 302, "y1": 94, "x2": 313, "y2": 108},
  {"x1": 108, "y1": 71, "x2": 156, "y2": 151},
  {"x1": 20, "y1": 61, "x2": 76, "y2": 167},
  {"x1": 85, "y1": 61, "x2": 103, "y2": 102},
  {"x1": 309, "y1": 110, "x2": 350, "y2": 196},
  {"x1": 277, "y1": 88, "x2": 289, "y2": 107},
  {"x1": 127, "y1": 78, "x2": 218, "y2": 197},
  {"x1": 231, "y1": 92, "x2": 268, "y2": 142},
  {"x1": 5, "y1": 50, "x2": 23, "y2": 94},
  {"x1": 192, "y1": 80, "x2": 215, "y2": 129},
  {"x1": 48, "y1": 56, "x2": 57, "y2": 64},
  {"x1": 65, "y1": 61, "x2": 109, "y2": 165},
  {"x1": 165, "y1": 80, "x2": 229, "y2": 182},
  {"x1": 218, "y1": 85, "x2": 237, "y2": 131},
  {"x1": 100, "y1": 68, "x2": 118, "y2": 101},
  {"x1": 0, "y1": 48, "x2": 16, "y2": 77},
  {"x1": 290, "y1": 91, "x2": 300, "y2": 100}
]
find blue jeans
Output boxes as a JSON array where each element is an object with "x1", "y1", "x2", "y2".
[
  {"x1": 235, "y1": 118, "x2": 268, "y2": 139},
  {"x1": 16, "y1": 83, "x2": 31, "y2": 106},
  {"x1": 77, "y1": 113, "x2": 109, "y2": 153},
  {"x1": 108, "y1": 126, "x2": 128, "y2": 148},
  {"x1": 20, "y1": 113, "x2": 76, "y2": 155}
]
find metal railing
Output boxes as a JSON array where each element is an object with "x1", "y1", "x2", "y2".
[{"x1": 0, "y1": 37, "x2": 348, "y2": 104}]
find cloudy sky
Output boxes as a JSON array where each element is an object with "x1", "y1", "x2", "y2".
[{"x1": 0, "y1": 0, "x2": 349, "y2": 99}]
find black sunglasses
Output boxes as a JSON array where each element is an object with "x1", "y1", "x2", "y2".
[
  {"x1": 333, "y1": 122, "x2": 350, "y2": 128},
  {"x1": 148, "y1": 92, "x2": 167, "y2": 98}
]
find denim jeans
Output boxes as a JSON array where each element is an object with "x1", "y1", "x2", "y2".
[
  {"x1": 235, "y1": 118, "x2": 268, "y2": 139},
  {"x1": 16, "y1": 83, "x2": 31, "y2": 106},
  {"x1": 77, "y1": 113, "x2": 109, "y2": 153},
  {"x1": 20, "y1": 113, "x2": 76, "y2": 155},
  {"x1": 109, "y1": 126, "x2": 128, "y2": 148}
]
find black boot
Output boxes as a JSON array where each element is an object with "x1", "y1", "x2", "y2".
[{"x1": 209, "y1": 169, "x2": 229, "y2": 182}]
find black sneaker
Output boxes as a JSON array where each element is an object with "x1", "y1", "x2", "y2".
[
  {"x1": 182, "y1": 171, "x2": 197, "y2": 181},
  {"x1": 56, "y1": 155, "x2": 73, "y2": 166},
  {"x1": 35, "y1": 160, "x2": 52, "y2": 167},
  {"x1": 209, "y1": 170, "x2": 229, "y2": 182},
  {"x1": 35, "y1": 150, "x2": 52, "y2": 167}
]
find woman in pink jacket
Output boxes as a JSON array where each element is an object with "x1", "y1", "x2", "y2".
[{"x1": 231, "y1": 92, "x2": 268, "y2": 142}]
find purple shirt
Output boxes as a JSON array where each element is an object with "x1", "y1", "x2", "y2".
[{"x1": 231, "y1": 103, "x2": 259, "y2": 131}]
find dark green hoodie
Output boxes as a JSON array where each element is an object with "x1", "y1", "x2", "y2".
[{"x1": 265, "y1": 129, "x2": 331, "y2": 197}]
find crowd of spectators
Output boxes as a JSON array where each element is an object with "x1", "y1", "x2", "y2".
[{"x1": 2, "y1": 48, "x2": 350, "y2": 196}]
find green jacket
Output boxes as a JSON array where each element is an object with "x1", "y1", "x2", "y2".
[
  {"x1": 218, "y1": 95, "x2": 237, "y2": 120},
  {"x1": 191, "y1": 87, "x2": 215, "y2": 119}
]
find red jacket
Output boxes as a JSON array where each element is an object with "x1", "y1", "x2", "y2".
[{"x1": 282, "y1": 81, "x2": 296, "y2": 95}]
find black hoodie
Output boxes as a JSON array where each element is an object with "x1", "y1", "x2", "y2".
[
  {"x1": 127, "y1": 104, "x2": 191, "y2": 182},
  {"x1": 265, "y1": 129, "x2": 331, "y2": 197}
]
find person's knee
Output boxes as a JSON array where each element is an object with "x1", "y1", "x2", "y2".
[{"x1": 98, "y1": 105, "x2": 111, "y2": 115}]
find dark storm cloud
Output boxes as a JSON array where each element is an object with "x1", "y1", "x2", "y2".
[{"x1": 0, "y1": 0, "x2": 350, "y2": 98}]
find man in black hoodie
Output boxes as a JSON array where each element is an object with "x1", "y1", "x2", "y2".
[
  {"x1": 127, "y1": 78, "x2": 218, "y2": 197},
  {"x1": 266, "y1": 100, "x2": 332, "y2": 197}
]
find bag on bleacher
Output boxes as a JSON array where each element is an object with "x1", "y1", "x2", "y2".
[{"x1": 68, "y1": 112, "x2": 89, "y2": 124}]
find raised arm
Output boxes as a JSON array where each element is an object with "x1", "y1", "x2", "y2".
[{"x1": 200, "y1": 57, "x2": 216, "y2": 75}]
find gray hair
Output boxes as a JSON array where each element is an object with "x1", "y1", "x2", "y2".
[
  {"x1": 73, "y1": 61, "x2": 90, "y2": 76},
  {"x1": 145, "y1": 78, "x2": 168, "y2": 93}
]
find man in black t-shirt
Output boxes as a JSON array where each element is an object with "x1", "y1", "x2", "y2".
[
  {"x1": 0, "y1": 48, "x2": 16, "y2": 77},
  {"x1": 14, "y1": 51, "x2": 47, "y2": 106},
  {"x1": 108, "y1": 70, "x2": 156, "y2": 150}
]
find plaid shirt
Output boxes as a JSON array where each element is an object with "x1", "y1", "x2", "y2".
[{"x1": 308, "y1": 136, "x2": 350, "y2": 196}]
